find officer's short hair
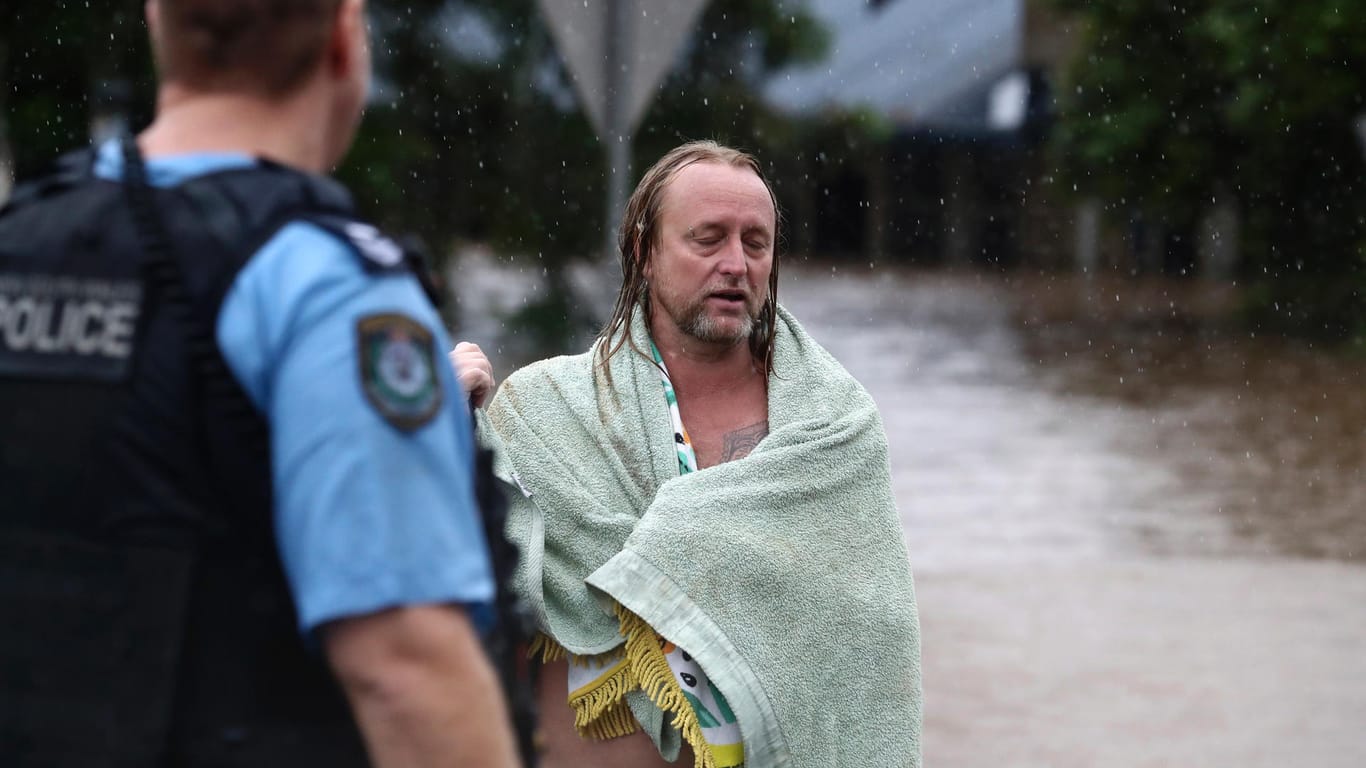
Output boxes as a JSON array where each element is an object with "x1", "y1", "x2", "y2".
[{"x1": 152, "y1": 0, "x2": 345, "y2": 98}]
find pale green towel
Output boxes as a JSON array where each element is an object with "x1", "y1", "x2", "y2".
[{"x1": 482, "y1": 306, "x2": 922, "y2": 767}]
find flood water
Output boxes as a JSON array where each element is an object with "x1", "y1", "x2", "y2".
[
  {"x1": 454, "y1": 256, "x2": 1366, "y2": 767},
  {"x1": 780, "y1": 265, "x2": 1366, "y2": 567},
  {"x1": 780, "y1": 264, "x2": 1366, "y2": 768}
]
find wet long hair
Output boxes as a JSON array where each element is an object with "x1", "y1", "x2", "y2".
[{"x1": 596, "y1": 141, "x2": 783, "y2": 382}]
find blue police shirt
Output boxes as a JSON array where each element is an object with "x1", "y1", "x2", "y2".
[{"x1": 94, "y1": 141, "x2": 495, "y2": 635}]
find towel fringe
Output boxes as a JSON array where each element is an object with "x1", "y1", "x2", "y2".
[
  {"x1": 532, "y1": 614, "x2": 726, "y2": 768},
  {"x1": 532, "y1": 632, "x2": 640, "y2": 740},
  {"x1": 616, "y1": 603, "x2": 718, "y2": 768},
  {"x1": 528, "y1": 632, "x2": 568, "y2": 663},
  {"x1": 570, "y1": 665, "x2": 637, "y2": 740},
  {"x1": 530, "y1": 633, "x2": 626, "y2": 668}
]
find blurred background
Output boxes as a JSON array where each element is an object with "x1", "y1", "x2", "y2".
[{"x1": 4, "y1": 1, "x2": 1364, "y2": 765}]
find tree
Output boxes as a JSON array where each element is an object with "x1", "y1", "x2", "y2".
[
  {"x1": 4, "y1": 1, "x2": 829, "y2": 252},
  {"x1": 4, "y1": 1, "x2": 832, "y2": 352},
  {"x1": 2, "y1": 2, "x2": 153, "y2": 178},
  {"x1": 336, "y1": 1, "x2": 828, "y2": 351},
  {"x1": 341, "y1": 0, "x2": 828, "y2": 256},
  {"x1": 1050, "y1": 0, "x2": 1366, "y2": 338}
]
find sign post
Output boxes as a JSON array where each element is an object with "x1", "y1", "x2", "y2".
[{"x1": 537, "y1": 0, "x2": 709, "y2": 270}]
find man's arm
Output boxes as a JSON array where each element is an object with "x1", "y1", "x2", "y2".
[{"x1": 324, "y1": 604, "x2": 521, "y2": 768}]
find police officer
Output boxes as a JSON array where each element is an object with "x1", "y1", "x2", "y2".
[{"x1": 0, "y1": 1, "x2": 521, "y2": 766}]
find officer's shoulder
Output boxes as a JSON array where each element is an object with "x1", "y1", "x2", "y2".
[
  {"x1": 286, "y1": 213, "x2": 446, "y2": 307},
  {"x1": 285, "y1": 213, "x2": 408, "y2": 274},
  {"x1": 261, "y1": 215, "x2": 445, "y2": 308}
]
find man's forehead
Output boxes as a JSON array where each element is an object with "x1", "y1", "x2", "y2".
[{"x1": 662, "y1": 162, "x2": 775, "y2": 227}]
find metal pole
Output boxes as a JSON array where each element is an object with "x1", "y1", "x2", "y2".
[
  {"x1": 0, "y1": 122, "x2": 12, "y2": 207},
  {"x1": 603, "y1": 0, "x2": 631, "y2": 276}
]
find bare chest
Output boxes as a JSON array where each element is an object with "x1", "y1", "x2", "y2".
[{"x1": 676, "y1": 382, "x2": 769, "y2": 469}]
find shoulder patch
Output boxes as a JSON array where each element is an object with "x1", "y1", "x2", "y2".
[
  {"x1": 342, "y1": 221, "x2": 405, "y2": 268},
  {"x1": 356, "y1": 313, "x2": 443, "y2": 432}
]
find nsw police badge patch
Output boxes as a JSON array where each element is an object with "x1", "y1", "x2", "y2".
[{"x1": 357, "y1": 313, "x2": 443, "y2": 432}]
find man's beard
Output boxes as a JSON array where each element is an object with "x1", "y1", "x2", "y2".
[{"x1": 667, "y1": 289, "x2": 762, "y2": 345}]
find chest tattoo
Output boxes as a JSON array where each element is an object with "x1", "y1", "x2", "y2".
[{"x1": 720, "y1": 420, "x2": 769, "y2": 463}]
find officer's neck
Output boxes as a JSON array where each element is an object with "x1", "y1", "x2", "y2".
[{"x1": 140, "y1": 85, "x2": 335, "y2": 174}]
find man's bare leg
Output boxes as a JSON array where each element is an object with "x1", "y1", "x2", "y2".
[{"x1": 535, "y1": 657, "x2": 696, "y2": 768}]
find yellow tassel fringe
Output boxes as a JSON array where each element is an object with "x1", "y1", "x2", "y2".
[
  {"x1": 529, "y1": 632, "x2": 640, "y2": 741},
  {"x1": 531, "y1": 616, "x2": 724, "y2": 768},
  {"x1": 527, "y1": 632, "x2": 567, "y2": 663},
  {"x1": 571, "y1": 668, "x2": 637, "y2": 740},
  {"x1": 616, "y1": 604, "x2": 718, "y2": 768}
]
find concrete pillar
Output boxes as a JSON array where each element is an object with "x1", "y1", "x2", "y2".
[
  {"x1": 0, "y1": 121, "x2": 11, "y2": 206},
  {"x1": 1129, "y1": 212, "x2": 1164, "y2": 275},
  {"x1": 943, "y1": 146, "x2": 978, "y2": 267},
  {"x1": 786, "y1": 155, "x2": 818, "y2": 257},
  {"x1": 1074, "y1": 198, "x2": 1101, "y2": 274},
  {"x1": 1199, "y1": 195, "x2": 1240, "y2": 280},
  {"x1": 863, "y1": 141, "x2": 889, "y2": 264}
]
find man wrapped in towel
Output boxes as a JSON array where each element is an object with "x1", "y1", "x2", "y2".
[{"x1": 466, "y1": 141, "x2": 922, "y2": 768}]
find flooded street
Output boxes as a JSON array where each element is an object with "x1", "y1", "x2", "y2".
[
  {"x1": 780, "y1": 265, "x2": 1366, "y2": 767},
  {"x1": 455, "y1": 257, "x2": 1366, "y2": 767},
  {"x1": 781, "y1": 266, "x2": 1366, "y2": 567}
]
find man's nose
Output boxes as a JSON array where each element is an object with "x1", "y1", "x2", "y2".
[{"x1": 716, "y1": 236, "x2": 746, "y2": 276}]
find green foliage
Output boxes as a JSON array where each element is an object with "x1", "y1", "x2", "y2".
[
  {"x1": 636, "y1": 0, "x2": 831, "y2": 209},
  {"x1": 1, "y1": 0, "x2": 837, "y2": 346},
  {"x1": 2, "y1": 1, "x2": 153, "y2": 177},
  {"x1": 330, "y1": 0, "x2": 832, "y2": 269},
  {"x1": 1, "y1": 0, "x2": 837, "y2": 356},
  {"x1": 1051, "y1": 0, "x2": 1366, "y2": 338},
  {"x1": 335, "y1": 0, "x2": 607, "y2": 262},
  {"x1": 336, "y1": 0, "x2": 833, "y2": 349}
]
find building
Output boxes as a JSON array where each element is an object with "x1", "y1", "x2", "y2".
[{"x1": 765, "y1": 0, "x2": 1103, "y2": 270}]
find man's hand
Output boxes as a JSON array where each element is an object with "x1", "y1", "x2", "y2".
[
  {"x1": 450, "y1": 341, "x2": 495, "y2": 409},
  {"x1": 323, "y1": 605, "x2": 521, "y2": 768}
]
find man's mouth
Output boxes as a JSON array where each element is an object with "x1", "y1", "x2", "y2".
[{"x1": 708, "y1": 289, "x2": 748, "y2": 306}]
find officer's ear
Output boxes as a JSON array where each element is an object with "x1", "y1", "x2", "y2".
[
  {"x1": 327, "y1": 0, "x2": 369, "y2": 83},
  {"x1": 145, "y1": 1, "x2": 162, "y2": 53}
]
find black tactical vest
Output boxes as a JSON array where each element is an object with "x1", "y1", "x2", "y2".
[{"x1": 0, "y1": 147, "x2": 405, "y2": 767}]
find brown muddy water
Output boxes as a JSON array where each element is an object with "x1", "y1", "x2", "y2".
[
  {"x1": 780, "y1": 266, "x2": 1366, "y2": 567},
  {"x1": 780, "y1": 265, "x2": 1366, "y2": 768},
  {"x1": 452, "y1": 255, "x2": 1366, "y2": 767}
]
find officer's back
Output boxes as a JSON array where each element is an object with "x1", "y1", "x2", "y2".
[{"x1": 0, "y1": 1, "x2": 521, "y2": 766}]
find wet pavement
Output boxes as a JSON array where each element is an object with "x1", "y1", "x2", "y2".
[{"x1": 453, "y1": 256, "x2": 1366, "y2": 767}]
